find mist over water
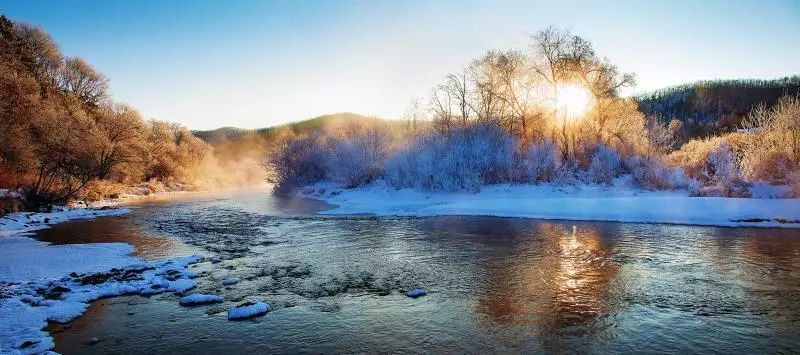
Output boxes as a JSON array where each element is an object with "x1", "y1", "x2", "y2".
[{"x1": 38, "y1": 191, "x2": 800, "y2": 354}]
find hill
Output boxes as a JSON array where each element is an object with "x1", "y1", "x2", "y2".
[
  {"x1": 193, "y1": 112, "x2": 380, "y2": 147},
  {"x1": 637, "y1": 75, "x2": 800, "y2": 137},
  {"x1": 192, "y1": 113, "x2": 394, "y2": 181}
]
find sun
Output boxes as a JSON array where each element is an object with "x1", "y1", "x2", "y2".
[{"x1": 555, "y1": 84, "x2": 593, "y2": 119}]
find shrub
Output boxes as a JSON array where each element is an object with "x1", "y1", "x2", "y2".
[
  {"x1": 326, "y1": 128, "x2": 392, "y2": 188},
  {"x1": 81, "y1": 180, "x2": 128, "y2": 202},
  {"x1": 669, "y1": 136, "x2": 727, "y2": 182},
  {"x1": 702, "y1": 143, "x2": 749, "y2": 197},
  {"x1": 624, "y1": 155, "x2": 697, "y2": 191},
  {"x1": 587, "y1": 145, "x2": 621, "y2": 184},
  {"x1": 741, "y1": 150, "x2": 794, "y2": 183},
  {"x1": 521, "y1": 140, "x2": 561, "y2": 183},
  {"x1": 0, "y1": 195, "x2": 23, "y2": 216},
  {"x1": 385, "y1": 123, "x2": 515, "y2": 192},
  {"x1": 266, "y1": 135, "x2": 328, "y2": 192},
  {"x1": 789, "y1": 169, "x2": 800, "y2": 198},
  {"x1": 748, "y1": 182, "x2": 790, "y2": 199}
]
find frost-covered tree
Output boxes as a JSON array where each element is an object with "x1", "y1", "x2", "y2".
[{"x1": 587, "y1": 145, "x2": 621, "y2": 184}]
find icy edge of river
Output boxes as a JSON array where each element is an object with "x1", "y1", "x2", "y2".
[{"x1": 301, "y1": 181, "x2": 800, "y2": 228}]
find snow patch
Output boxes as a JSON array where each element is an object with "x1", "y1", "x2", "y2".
[
  {"x1": 0, "y1": 235, "x2": 138, "y2": 283},
  {"x1": 227, "y1": 302, "x2": 271, "y2": 320},
  {"x1": 179, "y1": 294, "x2": 224, "y2": 306}
]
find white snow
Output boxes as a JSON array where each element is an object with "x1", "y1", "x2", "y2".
[
  {"x1": 227, "y1": 302, "x2": 271, "y2": 320},
  {"x1": 0, "y1": 236, "x2": 138, "y2": 283},
  {"x1": 0, "y1": 255, "x2": 202, "y2": 354},
  {"x1": 179, "y1": 294, "x2": 224, "y2": 306},
  {"x1": 0, "y1": 206, "x2": 131, "y2": 237},
  {"x1": 303, "y1": 180, "x2": 800, "y2": 228}
]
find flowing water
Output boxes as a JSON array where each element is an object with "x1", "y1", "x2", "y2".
[{"x1": 33, "y1": 190, "x2": 800, "y2": 354}]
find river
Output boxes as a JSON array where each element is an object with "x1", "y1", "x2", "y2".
[{"x1": 31, "y1": 190, "x2": 800, "y2": 354}]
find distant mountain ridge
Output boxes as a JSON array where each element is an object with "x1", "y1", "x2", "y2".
[
  {"x1": 193, "y1": 112, "x2": 387, "y2": 164},
  {"x1": 193, "y1": 112, "x2": 376, "y2": 145}
]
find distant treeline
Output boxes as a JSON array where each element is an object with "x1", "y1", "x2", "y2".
[
  {"x1": 637, "y1": 76, "x2": 800, "y2": 138},
  {"x1": 0, "y1": 15, "x2": 212, "y2": 210}
]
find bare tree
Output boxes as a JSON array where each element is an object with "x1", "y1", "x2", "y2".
[
  {"x1": 493, "y1": 50, "x2": 542, "y2": 141},
  {"x1": 14, "y1": 22, "x2": 62, "y2": 92},
  {"x1": 444, "y1": 70, "x2": 472, "y2": 125},
  {"x1": 468, "y1": 51, "x2": 507, "y2": 124},
  {"x1": 430, "y1": 85, "x2": 454, "y2": 134},
  {"x1": 403, "y1": 97, "x2": 424, "y2": 133},
  {"x1": 91, "y1": 103, "x2": 148, "y2": 179},
  {"x1": 530, "y1": 26, "x2": 571, "y2": 106},
  {"x1": 59, "y1": 57, "x2": 109, "y2": 107}
]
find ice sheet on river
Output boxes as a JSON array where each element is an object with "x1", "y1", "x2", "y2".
[{"x1": 304, "y1": 181, "x2": 800, "y2": 228}]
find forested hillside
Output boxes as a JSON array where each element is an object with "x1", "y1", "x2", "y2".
[
  {"x1": 0, "y1": 16, "x2": 212, "y2": 211},
  {"x1": 637, "y1": 76, "x2": 800, "y2": 138}
]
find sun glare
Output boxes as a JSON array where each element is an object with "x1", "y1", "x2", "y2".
[{"x1": 556, "y1": 84, "x2": 593, "y2": 119}]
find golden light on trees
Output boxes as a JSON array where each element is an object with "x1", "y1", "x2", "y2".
[{"x1": 555, "y1": 83, "x2": 593, "y2": 119}]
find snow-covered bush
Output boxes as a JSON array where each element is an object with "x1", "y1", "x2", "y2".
[
  {"x1": 325, "y1": 127, "x2": 392, "y2": 188},
  {"x1": 385, "y1": 123, "x2": 515, "y2": 192},
  {"x1": 266, "y1": 135, "x2": 328, "y2": 192},
  {"x1": 521, "y1": 140, "x2": 561, "y2": 183},
  {"x1": 704, "y1": 143, "x2": 748, "y2": 197},
  {"x1": 706, "y1": 143, "x2": 738, "y2": 185},
  {"x1": 587, "y1": 145, "x2": 621, "y2": 184},
  {"x1": 624, "y1": 155, "x2": 694, "y2": 190},
  {"x1": 748, "y1": 182, "x2": 790, "y2": 199},
  {"x1": 668, "y1": 136, "x2": 727, "y2": 182},
  {"x1": 790, "y1": 169, "x2": 800, "y2": 198},
  {"x1": 551, "y1": 160, "x2": 579, "y2": 185}
]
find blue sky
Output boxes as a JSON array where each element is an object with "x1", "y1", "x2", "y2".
[{"x1": 2, "y1": 0, "x2": 799, "y2": 129}]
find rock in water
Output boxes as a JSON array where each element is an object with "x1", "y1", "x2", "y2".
[{"x1": 228, "y1": 302, "x2": 271, "y2": 320}]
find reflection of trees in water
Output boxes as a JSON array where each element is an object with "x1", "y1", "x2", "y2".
[
  {"x1": 34, "y1": 213, "x2": 195, "y2": 260},
  {"x1": 474, "y1": 222, "x2": 619, "y2": 348}
]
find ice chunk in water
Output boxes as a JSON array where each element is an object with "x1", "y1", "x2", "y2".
[
  {"x1": 228, "y1": 302, "x2": 271, "y2": 320},
  {"x1": 405, "y1": 288, "x2": 427, "y2": 298},
  {"x1": 179, "y1": 294, "x2": 224, "y2": 306}
]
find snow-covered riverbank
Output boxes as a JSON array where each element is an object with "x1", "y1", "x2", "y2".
[
  {"x1": 302, "y1": 180, "x2": 800, "y2": 228},
  {"x1": 0, "y1": 204, "x2": 201, "y2": 353}
]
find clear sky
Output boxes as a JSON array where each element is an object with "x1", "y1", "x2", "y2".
[{"x1": 2, "y1": 0, "x2": 799, "y2": 129}]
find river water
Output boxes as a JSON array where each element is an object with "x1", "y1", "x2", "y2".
[{"x1": 33, "y1": 190, "x2": 800, "y2": 354}]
